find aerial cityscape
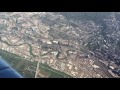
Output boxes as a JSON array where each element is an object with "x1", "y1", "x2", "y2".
[{"x1": 0, "y1": 12, "x2": 120, "y2": 78}]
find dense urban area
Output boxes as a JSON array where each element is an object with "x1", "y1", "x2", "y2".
[{"x1": 0, "y1": 12, "x2": 120, "y2": 78}]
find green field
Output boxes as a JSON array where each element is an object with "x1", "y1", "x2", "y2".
[
  {"x1": 39, "y1": 63, "x2": 73, "y2": 78},
  {"x1": 0, "y1": 49, "x2": 72, "y2": 78}
]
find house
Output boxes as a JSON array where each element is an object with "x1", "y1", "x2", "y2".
[
  {"x1": 52, "y1": 40, "x2": 59, "y2": 44},
  {"x1": 59, "y1": 39, "x2": 69, "y2": 45},
  {"x1": 42, "y1": 39, "x2": 52, "y2": 45}
]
